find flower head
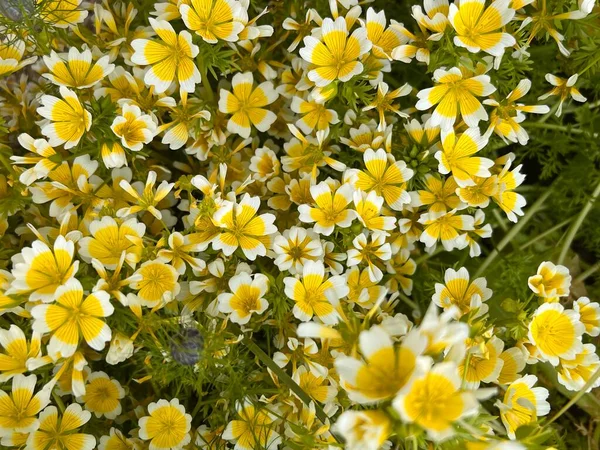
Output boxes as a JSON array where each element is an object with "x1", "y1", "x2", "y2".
[
  {"x1": 111, "y1": 103, "x2": 157, "y2": 151},
  {"x1": 299, "y1": 182, "x2": 357, "y2": 236},
  {"x1": 333, "y1": 410, "x2": 391, "y2": 450},
  {"x1": 43, "y1": 48, "x2": 114, "y2": 88},
  {"x1": 223, "y1": 400, "x2": 280, "y2": 450},
  {"x1": 433, "y1": 267, "x2": 492, "y2": 316},
  {"x1": 27, "y1": 403, "x2": 96, "y2": 450},
  {"x1": 528, "y1": 261, "x2": 571, "y2": 298},
  {"x1": 0, "y1": 325, "x2": 41, "y2": 382},
  {"x1": 79, "y1": 371, "x2": 125, "y2": 419},
  {"x1": 0, "y1": 374, "x2": 51, "y2": 436},
  {"x1": 180, "y1": 0, "x2": 246, "y2": 43},
  {"x1": 139, "y1": 398, "x2": 192, "y2": 450},
  {"x1": 217, "y1": 272, "x2": 269, "y2": 324}
]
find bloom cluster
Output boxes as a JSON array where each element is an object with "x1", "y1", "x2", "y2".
[{"x1": 0, "y1": 0, "x2": 598, "y2": 449}]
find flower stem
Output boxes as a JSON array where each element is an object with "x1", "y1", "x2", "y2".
[
  {"x1": 519, "y1": 217, "x2": 573, "y2": 250},
  {"x1": 546, "y1": 367, "x2": 600, "y2": 425},
  {"x1": 557, "y1": 178, "x2": 600, "y2": 265}
]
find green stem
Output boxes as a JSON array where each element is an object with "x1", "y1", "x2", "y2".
[
  {"x1": 557, "y1": 179, "x2": 600, "y2": 265},
  {"x1": 574, "y1": 261, "x2": 600, "y2": 283},
  {"x1": 475, "y1": 189, "x2": 552, "y2": 278},
  {"x1": 52, "y1": 391, "x2": 65, "y2": 413},
  {"x1": 519, "y1": 217, "x2": 573, "y2": 250},
  {"x1": 398, "y1": 292, "x2": 419, "y2": 312},
  {"x1": 525, "y1": 122, "x2": 597, "y2": 137}
]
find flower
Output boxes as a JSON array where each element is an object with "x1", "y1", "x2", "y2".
[
  {"x1": 27, "y1": 403, "x2": 96, "y2": 450},
  {"x1": 435, "y1": 127, "x2": 493, "y2": 188},
  {"x1": 418, "y1": 209, "x2": 475, "y2": 251},
  {"x1": 10, "y1": 134, "x2": 59, "y2": 186},
  {"x1": 386, "y1": 249, "x2": 416, "y2": 295},
  {"x1": 333, "y1": 410, "x2": 391, "y2": 450},
  {"x1": 106, "y1": 332, "x2": 135, "y2": 366},
  {"x1": 99, "y1": 428, "x2": 142, "y2": 450},
  {"x1": 528, "y1": 261, "x2": 571, "y2": 298},
  {"x1": 432, "y1": 267, "x2": 492, "y2": 316},
  {"x1": 492, "y1": 155, "x2": 526, "y2": 223},
  {"x1": 78, "y1": 216, "x2": 146, "y2": 270},
  {"x1": 496, "y1": 375, "x2": 550, "y2": 439},
  {"x1": 180, "y1": 0, "x2": 246, "y2": 43},
  {"x1": 117, "y1": 171, "x2": 175, "y2": 220},
  {"x1": 284, "y1": 260, "x2": 348, "y2": 324},
  {"x1": 101, "y1": 142, "x2": 127, "y2": 169},
  {"x1": 362, "y1": 81, "x2": 412, "y2": 129},
  {"x1": 8, "y1": 235, "x2": 79, "y2": 302},
  {"x1": 32, "y1": 279, "x2": 113, "y2": 358},
  {"x1": 292, "y1": 365, "x2": 338, "y2": 403},
  {"x1": 410, "y1": 174, "x2": 461, "y2": 214},
  {"x1": 129, "y1": 260, "x2": 180, "y2": 307},
  {"x1": 346, "y1": 232, "x2": 392, "y2": 282},
  {"x1": 299, "y1": 17, "x2": 372, "y2": 87},
  {"x1": 40, "y1": 0, "x2": 88, "y2": 28},
  {"x1": 0, "y1": 325, "x2": 41, "y2": 382},
  {"x1": 291, "y1": 94, "x2": 340, "y2": 134},
  {"x1": 249, "y1": 147, "x2": 280, "y2": 181},
  {"x1": 111, "y1": 103, "x2": 158, "y2": 151},
  {"x1": 138, "y1": 398, "x2": 192, "y2": 450},
  {"x1": 416, "y1": 66, "x2": 496, "y2": 130},
  {"x1": 538, "y1": 73, "x2": 587, "y2": 117},
  {"x1": 37, "y1": 86, "x2": 92, "y2": 149},
  {"x1": 528, "y1": 302, "x2": 585, "y2": 365},
  {"x1": 335, "y1": 326, "x2": 426, "y2": 403},
  {"x1": 573, "y1": 297, "x2": 600, "y2": 336},
  {"x1": 131, "y1": 18, "x2": 201, "y2": 93},
  {"x1": 557, "y1": 343, "x2": 600, "y2": 392},
  {"x1": 0, "y1": 374, "x2": 51, "y2": 436},
  {"x1": 299, "y1": 181, "x2": 356, "y2": 236},
  {"x1": 353, "y1": 190, "x2": 397, "y2": 234},
  {"x1": 217, "y1": 272, "x2": 269, "y2": 324},
  {"x1": 218, "y1": 72, "x2": 278, "y2": 138},
  {"x1": 43, "y1": 47, "x2": 115, "y2": 88},
  {"x1": 0, "y1": 37, "x2": 36, "y2": 77},
  {"x1": 212, "y1": 194, "x2": 277, "y2": 260},
  {"x1": 363, "y1": 7, "x2": 408, "y2": 59},
  {"x1": 346, "y1": 266, "x2": 387, "y2": 309},
  {"x1": 449, "y1": 0, "x2": 516, "y2": 56},
  {"x1": 223, "y1": 400, "x2": 281, "y2": 450},
  {"x1": 79, "y1": 371, "x2": 125, "y2": 419},
  {"x1": 272, "y1": 227, "x2": 323, "y2": 274},
  {"x1": 498, "y1": 347, "x2": 527, "y2": 385},
  {"x1": 393, "y1": 360, "x2": 479, "y2": 441},
  {"x1": 459, "y1": 336, "x2": 504, "y2": 388}
]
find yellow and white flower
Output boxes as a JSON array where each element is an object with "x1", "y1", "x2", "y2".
[
  {"x1": 8, "y1": 235, "x2": 79, "y2": 303},
  {"x1": 111, "y1": 103, "x2": 158, "y2": 151},
  {"x1": 492, "y1": 155, "x2": 526, "y2": 223},
  {"x1": 0, "y1": 374, "x2": 51, "y2": 436},
  {"x1": 418, "y1": 210, "x2": 474, "y2": 251},
  {"x1": 299, "y1": 17, "x2": 372, "y2": 87},
  {"x1": 79, "y1": 371, "x2": 125, "y2": 419},
  {"x1": 139, "y1": 398, "x2": 192, "y2": 450},
  {"x1": 528, "y1": 261, "x2": 571, "y2": 298},
  {"x1": 11, "y1": 134, "x2": 59, "y2": 186},
  {"x1": 386, "y1": 249, "x2": 416, "y2": 295},
  {"x1": 78, "y1": 216, "x2": 146, "y2": 270},
  {"x1": 157, "y1": 232, "x2": 206, "y2": 274},
  {"x1": 38, "y1": 86, "x2": 92, "y2": 149},
  {"x1": 249, "y1": 147, "x2": 280, "y2": 182},
  {"x1": 0, "y1": 325, "x2": 41, "y2": 382},
  {"x1": 436, "y1": 128, "x2": 493, "y2": 188},
  {"x1": 538, "y1": 73, "x2": 587, "y2": 117},
  {"x1": 410, "y1": 174, "x2": 462, "y2": 214},
  {"x1": 99, "y1": 428, "x2": 142, "y2": 450},
  {"x1": 31, "y1": 279, "x2": 113, "y2": 357},
  {"x1": 346, "y1": 266, "x2": 388, "y2": 309},
  {"x1": 528, "y1": 302, "x2": 584, "y2": 365},
  {"x1": 0, "y1": 37, "x2": 37, "y2": 77},
  {"x1": 180, "y1": 0, "x2": 246, "y2": 43},
  {"x1": 346, "y1": 232, "x2": 392, "y2": 282},
  {"x1": 212, "y1": 194, "x2": 277, "y2": 260},
  {"x1": 459, "y1": 336, "x2": 504, "y2": 388},
  {"x1": 223, "y1": 399, "x2": 281, "y2": 450},
  {"x1": 333, "y1": 410, "x2": 391, "y2": 450},
  {"x1": 217, "y1": 272, "x2": 269, "y2": 324},
  {"x1": 416, "y1": 67, "x2": 496, "y2": 130},
  {"x1": 362, "y1": 7, "x2": 408, "y2": 59},
  {"x1": 117, "y1": 171, "x2": 175, "y2": 220},
  {"x1": 353, "y1": 190, "x2": 397, "y2": 234},
  {"x1": 131, "y1": 18, "x2": 201, "y2": 93},
  {"x1": 573, "y1": 297, "x2": 600, "y2": 336},
  {"x1": 27, "y1": 403, "x2": 96, "y2": 450},
  {"x1": 291, "y1": 95, "x2": 340, "y2": 134},
  {"x1": 557, "y1": 343, "x2": 600, "y2": 392},
  {"x1": 299, "y1": 182, "x2": 357, "y2": 236},
  {"x1": 40, "y1": 0, "x2": 89, "y2": 28},
  {"x1": 43, "y1": 48, "x2": 115, "y2": 88},
  {"x1": 498, "y1": 347, "x2": 527, "y2": 385},
  {"x1": 496, "y1": 375, "x2": 550, "y2": 439},
  {"x1": 129, "y1": 260, "x2": 180, "y2": 307},
  {"x1": 449, "y1": 0, "x2": 516, "y2": 56},
  {"x1": 335, "y1": 326, "x2": 426, "y2": 404},
  {"x1": 393, "y1": 360, "x2": 479, "y2": 441},
  {"x1": 218, "y1": 72, "x2": 278, "y2": 138},
  {"x1": 433, "y1": 267, "x2": 492, "y2": 317},
  {"x1": 272, "y1": 227, "x2": 323, "y2": 274},
  {"x1": 284, "y1": 260, "x2": 348, "y2": 324},
  {"x1": 292, "y1": 365, "x2": 338, "y2": 404}
]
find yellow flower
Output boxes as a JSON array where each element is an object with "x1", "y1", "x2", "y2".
[
  {"x1": 78, "y1": 216, "x2": 146, "y2": 270},
  {"x1": 353, "y1": 190, "x2": 396, "y2": 234},
  {"x1": 433, "y1": 267, "x2": 492, "y2": 316},
  {"x1": 334, "y1": 410, "x2": 391, "y2": 450},
  {"x1": 291, "y1": 95, "x2": 340, "y2": 134},
  {"x1": 496, "y1": 375, "x2": 550, "y2": 439},
  {"x1": 0, "y1": 374, "x2": 51, "y2": 436},
  {"x1": 0, "y1": 325, "x2": 42, "y2": 382},
  {"x1": 527, "y1": 261, "x2": 571, "y2": 298},
  {"x1": 157, "y1": 232, "x2": 206, "y2": 274},
  {"x1": 393, "y1": 361, "x2": 479, "y2": 441},
  {"x1": 498, "y1": 347, "x2": 527, "y2": 385},
  {"x1": 117, "y1": 171, "x2": 175, "y2": 220},
  {"x1": 573, "y1": 297, "x2": 600, "y2": 336},
  {"x1": 299, "y1": 17, "x2": 372, "y2": 87},
  {"x1": 363, "y1": 7, "x2": 408, "y2": 59},
  {"x1": 272, "y1": 226, "x2": 323, "y2": 274},
  {"x1": 10, "y1": 134, "x2": 59, "y2": 186},
  {"x1": 79, "y1": 371, "x2": 125, "y2": 419},
  {"x1": 99, "y1": 427, "x2": 142, "y2": 450},
  {"x1": 538, "y1": 74, "x2": 587, "y2": 117},
  {"x1": 528, "y1": 302, "x2": 584, "y2": 365},
  {"x1": 249, "y1": 147, "x2": 280, "y2": 181},
  {"x1": 27, "y1": 403, "x2": 96, "y2": 450},
  {"x1": 362, "y1": 81, "x2": 412, "y2": 129},
  {"x1": 38, "y1": 86, "x2": 92, "y2": 149},
  {"x1": 492, "y1": 155, "x2": 526, "y2": 223},
  {"x1": 139, "y1": 398, "x2": 191, "y2": 450},
  {"x1": 340, "y1": 121, "x2": 389, "y2": 152},
  {"x1": 346, "y1": 266, "x2": 387, "y2": 309},
  {"x1": 211, "y1": 194, "x2": 277, "y2": 260},
  {"x1": 410, "y1": 174, "x2": 461, "y2": 214},
  {"x1": 43, "y1": 48, "x2": 115, "y2": 88},
  {"x1": 0, "y1": 37, "x2": 37, "y2": 77},
  {"x1": 386, "y1": 249, "x2": 416, "y2": 296},
  {"x1": 416, "y1": 66, "x2": 496, "y2": 130},
  {"x1": 180, "y1": 0, "x2": 246, "y2": 44},
  {"x1": 292, "y1": 365, "x2": 338, "y2": 404},
  {"x1": 223, "y1": 400, "x2": 280, "y2": 450},
  {"x1": 40, "y1": 0, "x2": 89, "y2": 28},
  {"x1": 131, "y1": 18, "x2": 201, "y2": 93},
  {"x1": 557, "y1": 343, "x2": 600, "y2": 392},
  {"x1": 284, "y1": 260, "x2": 348, "y2": 324},
  {"x1": 129, "y1": 260, "x2": 180, "y2": 308},
  {"x1": 298, "y1": 182, "x2": 357, "y2": 236},
  {"x1": 436, "y1": 128, "x2": 493, "y2": 188},
  {"x1": 418, "y1": 210, "x2": 475, "y2": 251},
  {"x1": 335, "y1": 326, "x2": 426, "y2": 404},
  {"x1": 111, "y1": 103, "x2": 158, "y2": 151},
  {"x1": 31, "y1": 279, "x2": 113, "y2": 358},
  {"x1": 459, "y1": 336, "x2": 505, "y2": 389},
  {"x1": 349, "y1": 148, "x2": 414, "y2": 211},
  {"x1": 449, "y1": 0, "x2": 516, "y2": 56},
  {"x1": 457, "y1": 175, "x2": 498, "y2": 208},
  {"x1": 217, "y1": 272, "x2": 269, "y2": 324},
  {"x1": 346, "y1": 232, "x2": 392, "y2": 282},
  {"x1": 100, "y1": 142, "x2": 127, "y2": 169},
  {"x1": 8, "y1": 235, "x2": 79, "y2": 302},
  {"x1": 218, "y1": 72, "x2": 278, "y2": 138}
]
